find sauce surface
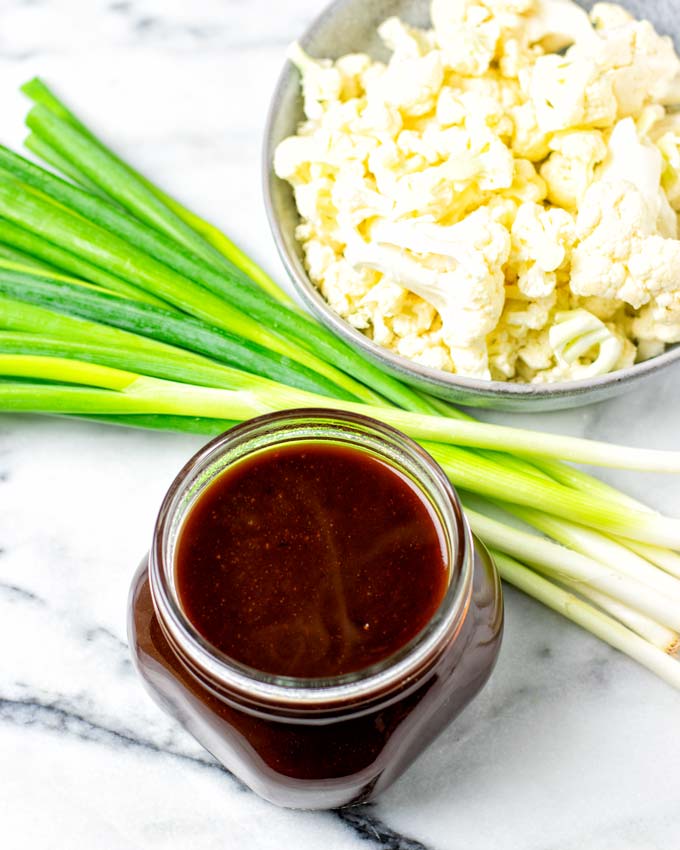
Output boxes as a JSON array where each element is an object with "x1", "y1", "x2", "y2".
[{"x1": 175, "y1": 442, "x2": 449, "y2": 678}]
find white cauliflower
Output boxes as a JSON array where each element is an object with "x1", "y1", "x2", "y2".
[
  {"x1": 378, "y1": 17, "x2": 434, "y2": 58},
  {"x1": 632, "y1": 292, "x2": 680, "y2": 346},
  {"x1": 367, "y1": 50, "x2": 444, "y2": 116},
  {"x1": 276, "y1": 0, "x2": 680, "y2": 383},
  {"x1": 589, "y1": 3, "x2": 633, "y2": 31},
  {"x1": 522, "y1": 53, "x2": 617, "y2": 134},
  {"x1": 600, "y1": 119, "x2": 677, "y2": 238},
  {"x1": 510, "y1": 202, "x2": 575, "y2": 297},
  {"x1": 570, "y1": 119, "x2": 680, "y2": 308},
  {"x1": 581, "y1": 16, "x2": 680, "y2": 118},
  {"x1": 346, "y1": 209, "x2": 511, "y2": 377},
  {"x1": 540, "y1": 130, "x2": 607, "y2": 210},
  {"x1": 655, "y1": 131, "x2": 680, "y2": 212},
  {"x1": 430, "y1": 0, "x2": 502, "y2": 76},
  {"x1": 571, "y1": 187, "x2": 680, "y2": 309},
  {"x1": 526, "y1": 0, "x2": 599, "y2": 53},
  {"x1": 288, "y1": 44, "x2": 343, "y2": 121}
]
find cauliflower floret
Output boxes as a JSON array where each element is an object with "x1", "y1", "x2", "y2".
[
  {"x1": 331, "y1": 169, "x2": 395, "y2": 236},
  {"x1": 632, "y1": 291, "x2": 680, "y2": 345},
  {"x1": 358, "y1": 278, "x2": 410, "y2": 345},
  {"x1": 589, "y1": 3, "x2": 633, "y2": 31},
  {"x1": 485, "y1": 0, "x2": 534, "y2": 14},
  {"x1": 655, "y1": 131, "x2": 680, "y2": 212},
  {"x1": 378, "y1": 17, "x2": 435, "y2": 58},
  {"x1": 636, "y1": 339, "x2": 667, "y2": 361},
  {"x1": 522, "y1": 53, "x2": 618, "y2": 134},
  {"x1": 504, "y1": 287, "x2": 557, "y2": 331},
  {"x1": 509, "y1": 202, "x2": 576, "y2": 297},
  {"x1": 601, "y1": 118, "x2": 677, "y2": 238},
  {"x1": 576, "y1": 294, "x2": 624, "y2": 322},
  {"x1": 303, "y1": 247, "x2": 381, "y2": 328},
  {"x1": 293, "y1": 177, "x2": 338, "y2": 238},
  {"x1": 540, "y1": 130, "x2": 607, "y2": 210},
  {"x1": 346, "y1": 209, "x2": 511, "y2": 377},
  {"x1": 367, "y1": 50, "x2": 444, "y2": 116},
  {"x1": 456, "y1": 70, "x2": 524, "y2": 109},
  {"x1": 581, "y1": 17, "x2": 680, "y2": 118},
  {"x1": 501, "y1": 158, "x2": 548, "y2": 203},
  {"x1": 431, "y1": 0, "x2": 501, "y2": 76},
  {"x1": 487, "y1": 327, "x2": 522, "y2": 379},
  {"x1": 570, "y1": 118, "x2": 680, "y2": 308},
  {"x1": 368, "y1": 120, "x2": 514, "y2": 220},
  {"x1": 518, "y1": 331, "x2": 555, "y2": 374},
  {"x1": 484, "y1": 196, "x2": 520, "y2": 228},
  {"x1": 437, "y1": 88, "x2": 514, "y2": 139},
  {"x1": 396, "y1": 329, "x2": 455, "y2": 371},
  {"x1": 274, "y1": 132, "x2": 331, "y2": 186},
  {"x1": 511, "y1": 102, "x2": 553, "y2": 160},
  {"x1": 572, "y1": 182, "x2": 680, "y2": 308},
  {"x1": 526, "y1": 0, "x2": 599, "y2": 53},
  {"x1": 288, "y1": 44, "x2": 344, "y2": 121},
  {"x1": 489, "y1": 288, "x2": 560, "y2": 379}
]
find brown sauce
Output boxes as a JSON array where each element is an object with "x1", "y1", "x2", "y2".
[{"x1": 176, "y1": 442, "x2": 449, "y2": 679}]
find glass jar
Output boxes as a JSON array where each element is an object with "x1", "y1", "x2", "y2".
[{"x1": 128, "y1": 410, "x2": 503, "y2": 809}]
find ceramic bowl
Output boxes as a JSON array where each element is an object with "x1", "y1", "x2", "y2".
[{"x1": 263, "y1": 0, "x2": 680, "y2": 411}]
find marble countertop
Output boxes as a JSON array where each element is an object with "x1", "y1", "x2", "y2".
[{"x1": 1, "y1": 1, "x2": 680, "y2": 848}]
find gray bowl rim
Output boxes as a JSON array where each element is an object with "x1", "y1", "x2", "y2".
[{"x1": 262, "y1": 0, "x2": 680, "y2": 402}]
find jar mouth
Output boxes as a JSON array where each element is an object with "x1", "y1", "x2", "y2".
[{"x1": 149, "y1": 409, "x2": 473, "y2": 710}]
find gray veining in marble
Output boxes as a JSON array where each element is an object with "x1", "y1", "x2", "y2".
[{"x1": 1, "y1": 1, "x2": 680, "y2": 848}]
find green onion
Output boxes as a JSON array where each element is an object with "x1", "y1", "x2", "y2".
[
  {"x1": 503, "y1": 505, "x2": 680, "y2": 602},
  {"x1": 26, "y1": 102, "x2": 232, "y2": 270},
  {"x1": 79, "y1": 413, "x2": 239, "y2": 435},
  {"x1": 492, "y1": 551, "x2": 680, "y2": 689},
  {"x1": 467, "y1": 508, "x2": 680, "y2": 627},
  {"x1": 22, "y1": 76, "x2": 294, "y2": 305},
  {"x1": 560, "y1": 582, "x2": 679, "y2": 653},
  {"x1": 0, "y1": 242, "x2": 61, "y2": 275},
  {"x1": 0, "y1": 220, "x2": 167, "y2": 307},
  {"x1": 0, "y1": 277, "x2": 356, "y2": 399},
  {"x1": 24, "y1": 132, "x2": 106, "y2": 196},
  {"x1": 0, "y1": 332, "x2": 281, "y2": 393},
  {"x1": 620, "y1": 542, "x2": 680, "y2": 581},
  {"x1": 0, "y1": 183, "x2": 382, "y2": 399}
]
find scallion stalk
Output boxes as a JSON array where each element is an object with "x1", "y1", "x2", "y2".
[
  {"x1": 618, "y1": 541, "x2": 680, "y2": 581},
  {"x1": 0, "y1": 331, "x2": 282, "y2": 393},
  {"x1": 27, "y1": 103, "x2": 234, "y2": 271},
  {"x1": 0, "y1": 220, "x2": 167, "y2": 307},
  {"x1": 500, "y1": 505, "x2": 680, "y2": 602},
  {"x1": 492, "y1": 551, "x2": 680, "y2": 690},
  {"x1": 560, "y1": 581, "x2": 679, "y2": 653},
  {"x1": 465, "y1": 508, "x2": 680, "y2": 627},
  {"x1": 22, "y1": 77, "x2": 295, "y2": 306},
  {"x1": 0, "y1": 280, "x2": 357, "y2": 400}
]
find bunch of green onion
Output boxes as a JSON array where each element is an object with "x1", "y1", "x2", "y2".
[{"x1": 2, "y1": 78, "x2": 680, "y2": 689}]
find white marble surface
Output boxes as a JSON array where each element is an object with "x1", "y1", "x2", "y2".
[{"x1": 1, "y1": 1, "x2": 679, "y2": 848}]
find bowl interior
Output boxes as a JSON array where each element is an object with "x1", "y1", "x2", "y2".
[{"x1": 264, "y1": 0, "x2": 680, "y2": 410}]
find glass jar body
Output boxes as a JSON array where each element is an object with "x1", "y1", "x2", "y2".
[{"x1": 128, "y1": 536, "x2": 502, "y2": 809}]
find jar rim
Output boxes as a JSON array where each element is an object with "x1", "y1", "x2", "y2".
[{"x1": 149, "y1": 409, "x2": 473, "y2": 711}]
